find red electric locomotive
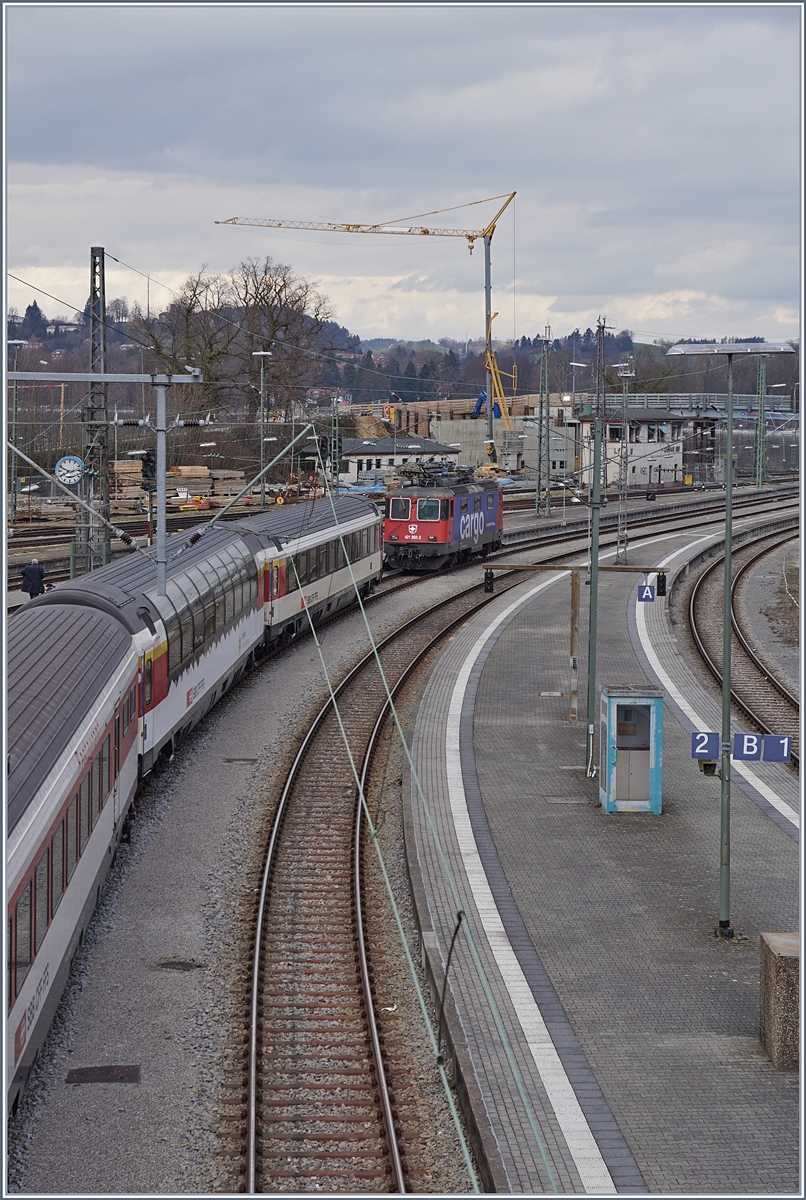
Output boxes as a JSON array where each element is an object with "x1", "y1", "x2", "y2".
[{"x1": 384, "y1": 468, "x2": 503, "y2": 570}]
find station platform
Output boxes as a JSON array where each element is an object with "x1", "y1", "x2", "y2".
[{"x1": 404, "y1": 523, "x2": 799, "y2": 1194}]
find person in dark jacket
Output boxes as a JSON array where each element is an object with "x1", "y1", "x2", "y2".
[{"x1": 21, "y1": 559, "x2": 46, "y2": 598}]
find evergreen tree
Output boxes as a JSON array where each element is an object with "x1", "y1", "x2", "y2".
[
  {"x1": 398, "y1": 359, "x2": 419, "y2": 402},
  {"x1": 22, "y1": 301, "x2": 47, "y2": 338}
]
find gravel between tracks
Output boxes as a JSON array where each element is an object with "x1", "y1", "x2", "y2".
[{"x1": 7, "y1": 571, "x2": 474, "y2": 1195}]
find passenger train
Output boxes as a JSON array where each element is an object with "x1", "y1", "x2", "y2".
[
  {"x1": 6, "y1": 496, "x2": 383, "y2": 1111},
  {"x1": 383, "y1": 471, "x2": 503, "y2": 570}
]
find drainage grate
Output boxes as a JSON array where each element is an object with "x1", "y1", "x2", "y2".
[
  {"x1": 156, "y1": 960, "x2": 204, "y2": 971},
  {"x1": 221, "y1": 757, "x2": 258, "y2": 764},
  {"x1": 66, "y1": 1065, "x2": 140, "y2": 1085}
]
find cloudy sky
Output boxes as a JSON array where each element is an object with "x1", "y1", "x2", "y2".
[{"x1": 5, "y1": 3, "x2": 801, "y2": 344}]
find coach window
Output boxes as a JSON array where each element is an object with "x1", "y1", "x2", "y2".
[
  {"x1": 91, "y1": 752, "x2": 101, "y2": 828},
  {"x1": 487, "y1": 493, "x2": 494, "y2": 509},
  {"x1": 318, "y1": 543, "x2": 328, "y2": 577},
  {"x1": 417, "y1": 498, "x2": 440, "y2": 521},
  {"x1": 196, "y1": 560, "x2": 221, "y2": 638},
  {"x1": 166, "y1": 582, "x2": 189, "y2": 668},
  {"x1": 15, "y1": 882, "x2": 32, "y2": 995},
  {"x1": 102, "y1": 735, "x2": 111, "y2": 803},
  {"x1": 79, "y1": 776, "x2": 90, "y2": 854},
  {"x1": 52, "y1": 820, "x2": 64, "y2": 914},
  {"x1": 35, "y1": 850, "x2": 49, "y2": 953},
  {"x1": 389, "y1": 497, "x2": 410, "y2": 520},
  {"x1": 66, "y1": 797, "x2": 78, "y2": 882},
  {"x1": 186, "y1": 565, "x2": 215, "y2": 643},
  {"x1": 144, "y1": 658, "x2": 153, "y2": 709},
  {"x1": 7, "y1": 918, "x2": 12, "y2": 1012},
  {"x1": 212, "y1": 549, "x2": 236, "y2": 622},
  {"x1": 152, "y1": 591, "x2": 181, "y2": 673}
]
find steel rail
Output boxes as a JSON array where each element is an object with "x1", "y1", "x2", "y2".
[
  {"x1": 688, "y1": 529, "x2": 799, "y2": 766},
  {"x1": 730, "y1": 537, "x2": 800, "y2": 710},
  {"x1": 245, "y1": 578, "x2": 520, "y2": 1192}
]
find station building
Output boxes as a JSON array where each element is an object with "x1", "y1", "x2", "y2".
[{"x1": 339, "y1": 435, "x2": 460, "y2": 485}]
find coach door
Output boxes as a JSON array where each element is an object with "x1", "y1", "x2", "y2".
[{"x1": 113, "y1": 698, "x2": 123, "y2": 825}]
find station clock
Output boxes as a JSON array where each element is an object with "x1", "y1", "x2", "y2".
[{"x1": 54, "y1": 455, "x2": 85, "y2": 486}]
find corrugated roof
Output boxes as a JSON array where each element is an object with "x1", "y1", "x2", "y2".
[{"x1": 7, "y1": 606, "x2": 133, "y2": 833}]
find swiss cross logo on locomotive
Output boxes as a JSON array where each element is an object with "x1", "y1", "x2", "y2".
[{"x1": 408, "y1": 524, "x2": 418, "y2": 533}]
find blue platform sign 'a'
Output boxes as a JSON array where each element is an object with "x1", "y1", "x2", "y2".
[
  {"x1": 763, "y1": 735, "x2": 792, "y2": 763},
  {"x1": 733, "y1": 733, "x2": 762, "y2": 760},
  {"x1": 638, "y1": 584, "x2": 655, "y2": 602}
]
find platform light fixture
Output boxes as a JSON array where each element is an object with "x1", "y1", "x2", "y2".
[{"x1": 665, "y1": 340, "x2": 794, "y2": 938}]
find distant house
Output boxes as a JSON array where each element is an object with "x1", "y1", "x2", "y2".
[
  {"x1": 46, "y1": 323, "x2": 81, "y2": 335},
  {"x1": 340, "y1": 435, "x2": 460, "y2": 484}
]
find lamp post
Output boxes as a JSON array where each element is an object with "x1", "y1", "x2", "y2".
[
  {"x1": 252, "y1": 351, "x2": 273, "y2": 510},
  {"x1": 8, "y1": 340, "x2": 27, "y2": 521},
  {"x1": 201, "y1": 441, "x2": 218, "y2": 498},
  {"x1": 666, "y1": 341, "x2": 794, "y2": 937}
]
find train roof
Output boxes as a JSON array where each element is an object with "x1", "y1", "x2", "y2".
[
  {"x1": 7, "y1": 605, "x2": 133, "y2": 834},
  {"x1": 28, "y1": 496, "x2": 379, "y2": 632},
  {"x1": 235, "y1": 494, "x2": 379, "y2": 538}
]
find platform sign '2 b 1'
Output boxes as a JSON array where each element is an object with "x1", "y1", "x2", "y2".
[{"x1": 692, "y1": 732, "x2": 792, "y2": 763}]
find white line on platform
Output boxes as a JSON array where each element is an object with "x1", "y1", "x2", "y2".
[
  {"x1": 634, "y1": 540, "x2": 799, "y2": 830},
  {"x1": 446, "y1": 573, "x2": 617, "y2": 1195}
]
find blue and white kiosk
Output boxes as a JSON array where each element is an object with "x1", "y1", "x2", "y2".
[{"x1": 599, "y1": 684, "x2": 664, "y2": 813}]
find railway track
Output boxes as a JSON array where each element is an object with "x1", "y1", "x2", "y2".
[
  {"x1": 8, "y1": 493, "x2": 798, "y2": 610},
  {"x1": 689, "y1": 529, "x2": 800, "y2": 767},
  {"x1": 245, "y1": 572, "x2": 544, "y2": 1192}
]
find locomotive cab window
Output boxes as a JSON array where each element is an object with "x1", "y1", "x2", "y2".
[
  {"x1": 440, "y1": 499, "x2": 451, "y2": 519},
  {"x1": 389, "y1": 497, "x2": 410, "y2": 520},
  {"x1": 417, "y1": 499, "x2": 440, "y2": 521}
]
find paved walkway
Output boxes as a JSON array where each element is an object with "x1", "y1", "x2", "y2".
[{"x1": 406, "y1": 522, "x2": 799, "y2": 1194}]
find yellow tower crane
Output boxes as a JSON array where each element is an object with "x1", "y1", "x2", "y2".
[{"x1": 215, "y1": 192, "x2": 516, "y2": 457}]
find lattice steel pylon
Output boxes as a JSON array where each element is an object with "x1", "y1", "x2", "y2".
[
  {"x1": 614, "y1": 358, "x2": 635, "y2": 563},
  {"x1": 72, "y1": 247, "x2": 110, "y2": 575},
  {"x1": 754, "y1": 354, "x2": 767, "y2": 488},
  {"x1": 535, "y1": 325, "x2": 552, "y2": 516}
]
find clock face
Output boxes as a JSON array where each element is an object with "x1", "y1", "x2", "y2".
[{"x1": 55, "y1": 455, "x2": 84, "y2": 486}]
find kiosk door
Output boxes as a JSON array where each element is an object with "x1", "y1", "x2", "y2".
[{"x1": 614, "y1": 704, "x2": 651, "y2": 802}]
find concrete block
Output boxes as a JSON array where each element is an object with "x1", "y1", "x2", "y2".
[{"x1": 759, "y1": 933, "x2": 799, "y2": 1069}]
